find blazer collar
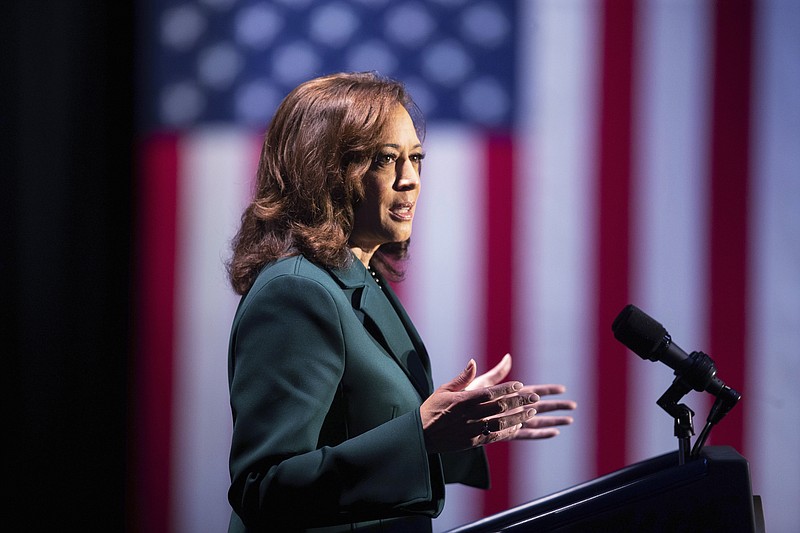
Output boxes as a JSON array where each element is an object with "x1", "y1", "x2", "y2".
[
  {"x1": 326, "y1": 257, "x2": 433, "y2": 396},
  {"x1": 326, "y1": 255, "x2": 371, "y2": 289}
]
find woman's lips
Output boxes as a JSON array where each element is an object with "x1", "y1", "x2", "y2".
[{"x1": 389, "y1": 202, "x2": 414, "y2": 221}]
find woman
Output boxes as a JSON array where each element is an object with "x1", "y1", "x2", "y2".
[{"x1": 226, "y1": 72, "x2": 576, "y2": 532}]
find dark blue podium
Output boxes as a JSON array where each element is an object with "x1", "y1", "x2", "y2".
[{"x1": 449, "y1": 446, "x2": 764, "y2": 532}]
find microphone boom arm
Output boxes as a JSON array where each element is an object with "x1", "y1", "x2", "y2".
[{"x1": 656, "y1": 373, "x2": 695, "y2": 464}]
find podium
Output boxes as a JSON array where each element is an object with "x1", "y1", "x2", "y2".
[{"x1": 448, "y1": 445, "x2": 764, "y2": 532}]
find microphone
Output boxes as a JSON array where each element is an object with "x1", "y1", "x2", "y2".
[
  {"x1": 611, "y1": 304, "x2": 728, "y2": 396},
  {"x1": 612, "y1": 304, "x2": 741, "y2": 459}
]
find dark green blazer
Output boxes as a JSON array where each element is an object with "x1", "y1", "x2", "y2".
[{"x1": 227, "y1": 255, "x2": 488, "y2": 532}]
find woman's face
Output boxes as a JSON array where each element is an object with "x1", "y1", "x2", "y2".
[{"x1": 351, "y1": 104, "x2": 424, "y2": 251}]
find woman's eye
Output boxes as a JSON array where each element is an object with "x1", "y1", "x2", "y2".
[
  {"x1": 375, "y1": 153, "x2": 396, "y2": 166},
  {"x1": 410, "y1": 153, "x2": 426, "y2": 164}
]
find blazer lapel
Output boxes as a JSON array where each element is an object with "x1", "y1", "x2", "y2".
[
  {"x1": 327, "y1": 261, "x2": 432, "y2": 398},
  {"x1": 380, "y1": 280, "x2": 434, "y2": 394}
]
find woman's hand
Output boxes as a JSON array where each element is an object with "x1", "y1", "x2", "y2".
[
  {"x1": 420, "y1": 359, "x2": 539, "y2": 454},
  {"x1": 515, "y1": 383, "x2": 576, "y2": 439},
  {"x1": 467, "y1": 354, "x2": 577, "y2": 440},
  {"x1": 465, "y1": 353, "x2": 514, "y2": 391}
]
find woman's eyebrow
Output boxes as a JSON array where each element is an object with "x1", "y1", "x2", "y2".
[{"x1": 381, "y1": 142, "x2": 423, "y2": 150}]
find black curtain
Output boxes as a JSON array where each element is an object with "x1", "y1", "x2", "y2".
[{"x1": 3, "y1": 1, "x2": 135, "y2": 530}]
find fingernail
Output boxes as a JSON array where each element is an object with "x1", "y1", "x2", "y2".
[
  {"x1": 465, "y1": 359, "x2": 475, "y2": 371},
  {"x1": 528, "y1": 394, "x2": 539, "y2": 403},
  {"x1": 526, "y1": 409, "x2": 536, "y2": 418},
  {"x1": 513, "y1": 382, "x2": 523, "y2": 391}
]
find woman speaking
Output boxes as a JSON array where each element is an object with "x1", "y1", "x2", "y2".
[{"x1": 225, "y1": 72, "x2": 576, "y2": 532}]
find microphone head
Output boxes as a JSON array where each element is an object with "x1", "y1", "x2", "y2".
[{"x1": 612, "y1": 304, "x2": 668, "y2": 362}]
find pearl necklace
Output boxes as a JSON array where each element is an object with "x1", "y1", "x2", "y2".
[{"x1": 367, "y1": 265, "x2": 382, "y2": 289}]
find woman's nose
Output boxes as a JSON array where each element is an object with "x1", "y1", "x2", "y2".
[{"x1": 396, "y1": 159, "x2": 420, "y2": 190}]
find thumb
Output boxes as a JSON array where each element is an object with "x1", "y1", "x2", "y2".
[{"x1": 439, "y1": 359, "x2": 477, "y2": 392}]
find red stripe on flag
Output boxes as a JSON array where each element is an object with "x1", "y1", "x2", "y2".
[
  {"x1": 594, "y1": 0, "x2": 635, "y2": 476},
  {"x1": 482, "y1": 134, "x2": 514, "y2": 516},
  {"x1": 707, "y1": 0, "x2": 752, "y2": 453},
  {"x1": 132, "y1": 134, "x2": 178, "y2": 533}
]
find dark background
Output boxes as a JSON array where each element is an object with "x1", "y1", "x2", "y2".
[{"x1": 4, "y1": 1, "x2": 135, "y2": 530}]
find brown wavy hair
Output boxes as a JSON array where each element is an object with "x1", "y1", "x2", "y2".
[{"x1": 227, "y1": 72, "x2": 425, "y2": 295}]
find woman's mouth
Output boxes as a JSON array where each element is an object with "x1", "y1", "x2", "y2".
[{"x1": 389, "y1": 202, "x2": 414, "y2": 221}]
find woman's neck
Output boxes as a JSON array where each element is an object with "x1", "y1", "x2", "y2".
[{"x1": 349, "y1": 244, "x2": 378, "y2": 267}]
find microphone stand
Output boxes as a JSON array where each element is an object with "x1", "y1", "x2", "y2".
[
  {"x1": 655, "y1": 350, "x2": 740, "y2": 465},
  {"x1": 691, "y1": 385, "x2": 741, "y2": 458},
  {"x1": 656, "y1": 378, "x2": 695, "y2": 465}
]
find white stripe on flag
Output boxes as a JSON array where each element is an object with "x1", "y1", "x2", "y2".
[
  {"x1": 173, "y1": 129, "x2": 253, "y2": 533},
  {"x1": 748, "y1": 1, "x2": 800, "y2": 530},
  {"x1": 628, "y1": 0, "x2": 713, "y2": 463},
  {"x1": 402, "y1": 125, "x2": 487, "y2": 532},
  {"x1": 513, "y1": 0, "x2": 600, "y2": 501}
]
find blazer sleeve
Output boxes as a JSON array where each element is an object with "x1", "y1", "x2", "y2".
[
  {"x1": 441, "y1": 448, "x2": 490, "y2": 489},
  {"x1": 227, "y1": 274, "x2": 442, "y2": 529}
]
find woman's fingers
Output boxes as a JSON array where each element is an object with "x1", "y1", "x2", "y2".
[
  {"x1": 456, "y1": 381, "x2": 540, "y2": 421},
  {"x1": 436, "y1": 359, "x2": 478, "y2": 392},
  {"x1": 524, "y1": 415, "x2": 574, "y2": 429},
  {"x1": 472, "y1": 407, "x2": 537, "y2": 445},
  {"x1": 465, "y1": 353, "x2": 512, "y2": 390},
  {"x1": 514, "y1": 427, "x2": 562, "y2": 439},
  {"x1": 424, "y1": 366, "x2": 577, "y2": 451},
  {"x1": 531, "y1": 399, "x2": 578, "y2": 414},
  {"x1": 525, "y1": 383, "x2": 568, "y2": 396},
  {"x1": 506, "y1": 413, "x2": 575, "y2": 440},
  {"x1": 480, "y1": 407, "x2": 537, "y2": 433},
  {"x1": 422, "y1": 380, "x2": 540, "y2": 452}
]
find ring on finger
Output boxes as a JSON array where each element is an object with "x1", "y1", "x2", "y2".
[{"x1": 482, "y1": 421, "x2": 491, "y2": 436}]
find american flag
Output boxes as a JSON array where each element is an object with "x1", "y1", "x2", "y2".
[{"x1": 133, "y1": 1, "x2": 800, "y2": 532}]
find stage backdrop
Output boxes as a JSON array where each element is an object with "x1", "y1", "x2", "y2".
[{"x1": 133, "y1": 1, "x2": 799, "y2": 532}]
